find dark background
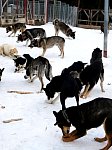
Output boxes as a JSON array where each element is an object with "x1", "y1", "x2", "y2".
[{"x1": 57, "y1": 0, "x2": 112, "y2": 9}]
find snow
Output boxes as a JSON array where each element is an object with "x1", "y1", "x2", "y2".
[{"x1": 0, "y1": 22, "x2": 112, "y2": 150}]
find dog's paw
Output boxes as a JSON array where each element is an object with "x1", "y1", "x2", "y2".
[
  {"x1": 62, "y1": 134, "x2": 75, "y2": 142},
  {"x1": 45, "y1": 99, "x2": 53, "y2": 104}
]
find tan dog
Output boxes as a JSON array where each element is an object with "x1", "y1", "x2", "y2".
[{"x1": 0, "y1": 44, "x2": 18, "y2": 57}]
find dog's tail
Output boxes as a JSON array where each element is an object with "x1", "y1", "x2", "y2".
[{"x1": 45, "y1": 60, "x2": 53, "y2": 81}]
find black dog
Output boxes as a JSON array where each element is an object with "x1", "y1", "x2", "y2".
[
  {"x1": 17, "y1": 28, "x2": 46, "y2": 46},
  {"x1": 80, "y1": 48, "x2": 104, "y2": 98},
  {"x1": 53, "y1": 19, "x2": 76, "y2": 39},
  {"x1": 43, "y1": 68, "x2": 83, "y2": 110},
  {"x1": 0, "y1": 68, "x2": 5, "y2": 81},
  {"x1": 43, "y1": 61, "x2": 86, "y2": 109},
  {"x1": 53, "y1": 97, "x2": 112, "y2": 150}
]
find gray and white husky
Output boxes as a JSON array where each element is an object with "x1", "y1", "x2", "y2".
[{"x1": 24, "y1": 56, "x2": 53, "y2": 92}]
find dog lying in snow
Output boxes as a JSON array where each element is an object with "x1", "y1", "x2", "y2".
[{"x1": 0, "y1": 44, "x2": 18, "y2": 57}]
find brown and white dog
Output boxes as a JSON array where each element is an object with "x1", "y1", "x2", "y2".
[{"x1": 53, "y1": 19, "x2": 76, "y2": 39}]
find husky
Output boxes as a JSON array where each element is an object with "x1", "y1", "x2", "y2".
[
  {"x1": 53, "y1": 19, "x2": 76, "y2": 39},
  {"x1": 0, "y1": 68, "x2": 5, "y2": 81},
  {"x1": 80, "y1": 48, "x2": 104, "y2": 98},
  {"x1": 28, "y1": 36, "x2": 65, "y2": 58},
  {"x1": 6, "y1": 23, "x2": 26, "y2": 37},
  {"x1": 24, "y1": 56, "x2": 53, "y2": 92},
  {"x1": 53, "y1": 97, "x2": 112, "y2": 150},
  {"x1": 17, "y1": 28, "x2": 46, "y2": 46}
]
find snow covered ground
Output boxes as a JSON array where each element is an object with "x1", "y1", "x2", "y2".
[{"x1": 0, "y1": 22, "x2": 112, "y2": 150}]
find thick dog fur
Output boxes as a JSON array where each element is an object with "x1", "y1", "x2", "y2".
[
  {"x1": 43, "y1": 66, "x2": 83, "y2": 110},
  {"x1": 24, "y1": 56, "x2": 53, "y2": 92},
  {"x1": 28, "y1": 36, "x2": 65, "y2": 58},
  {"x1": 0, "y1": 44, "x2": 18, "y2": 57},
  {"x1": 53, "y1": 19, "x2": 76, "y2": 39},
  {"x1": 0, "y1": 68, "x2": 5, "y2": 81},
  {"x1": 6, "y1": 23, "x2": 26, "y2": 37},
  {"x1": 17, "y1": 28, "x2": 46, "y2": 46},
  {"x1": 53, "y1": 97, "x2": 112, "y2": 150},
  {"x1": 23, "y1": 54, "x2": 34, "y2": 69},
  {"x1": 80, "y1": 48, "x2": 104, "y2": 98},
  {"x1": 63, "y1": 61, "x2": 87, "y2": 74}
]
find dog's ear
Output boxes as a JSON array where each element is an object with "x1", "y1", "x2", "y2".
[
  {"x1": 53, "y1": 111, "x2": 58, "y2": 126},
  {"x1": 2, "y1": 68, "x2": 5, "y2": 72},
  {"x1": 53, "y1": 111, "x2": 58, "y2": 117},
  {"x1": 84, "y1": 63, "x2": 87, "y2": 66}
]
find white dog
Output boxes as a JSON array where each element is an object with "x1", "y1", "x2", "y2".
[{"x1": 0, "y1": 44, "x2": 18, "y2": 57}]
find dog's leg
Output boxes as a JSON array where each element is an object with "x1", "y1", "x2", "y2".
[
  {"x1": 60, "y1": 93, "x2": 67, "y2": 110},
  {"x1": 98, "y1": 117, "x2": 112, "y2": 150},
  {"x1": 8, "y1": 31, "x2": 14, "y2": 37},
  {"x1": 39, "y1": 76, "x2": 44, "y2": 93},
  {"x1": 25, "y1": 39, "x2": 29, "y2": 46},
  {"x1": 100, "y1": 74, "x2": 105, "y2": 92},
  {"x1": 41, "y1": 48, "x2": 46, "y2": 56},
  {"x1": 30, "y1": 75, "x2": 38, "y2": 82},
  {"x1": 94, "y1": 136, "x2": 107, "y2": 142},
  {"x1": 55, "y1": 28, "x2": 59, "y2": 36},
  {"x1": 100, "y1": 81, "x2": 105, "y2": 92},
  {"x1": 80, "y1": 84, "x2": 90, "y2": 98},
  {"x1": 63, "y1": 130, "x2": 87, "y2": 142},
  {"x1": 98, "y1": 135, "x2": 112, "y2": 150},
  {"x1": 75, "y1": 94, "x2": 79, "y2": 106},
  {"x1": 58, "y1": 46, "x2": 64, "y2": 58},
  {"x1": 52, "y1": 93, "x2": 60, "y2": 104}
]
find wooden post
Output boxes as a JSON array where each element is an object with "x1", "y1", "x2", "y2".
[
  {"x1": 24, "y1": 0, "x2": 27, "y2": 22},
  {"x1": 103, "y1": 0, "x2": 109, "y2": 58},
  {"x1": 45, "y1": 0, "x2": 48, "y2": 23}
]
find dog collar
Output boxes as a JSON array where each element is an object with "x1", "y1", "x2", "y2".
[{"x1": 62, "y1": 110, "x2": 70, "y2": 123}]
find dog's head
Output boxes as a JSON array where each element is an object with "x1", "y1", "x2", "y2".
[
  {"x1": 53, "y1": 18, "x2": 59, "y2": 25},
  {"x1": 0, "y1": 68, "x2": 5, "y2": 81},
  {"x1": 6, "y1": 26, "x2": 12, "y2": 33},
  {"x1": 13, "y1": 57, "x2": 26, "y2": 72},
  {"x1": 10, "y1": 48, "x2": 18, "y2": 56},
  {"x1": 70, "y1": 31, "x2": 76, "y2": 39},
  {"x1": 43, "y1": 84, "x2": 55, "y2": 100},
  {"x1": 28, "y1": 39, "x2": 38, "y2": 48},
  {"x1": 67, "y1": 61, "x2": 87, "y2": 75},
  {"x1": 53, "y1": 110, "x2": 71, "y2": 137},
  {"x1": 90, "y1": 48, "x2": 102, "y2": 64}
]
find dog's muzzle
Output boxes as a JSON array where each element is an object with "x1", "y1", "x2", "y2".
[
  {"x1": 62, "y1": 126, "x2": 70, "y2": 137},
  {"x1": 24, "y1": 75, "x2": 28, "y2": 79}
]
